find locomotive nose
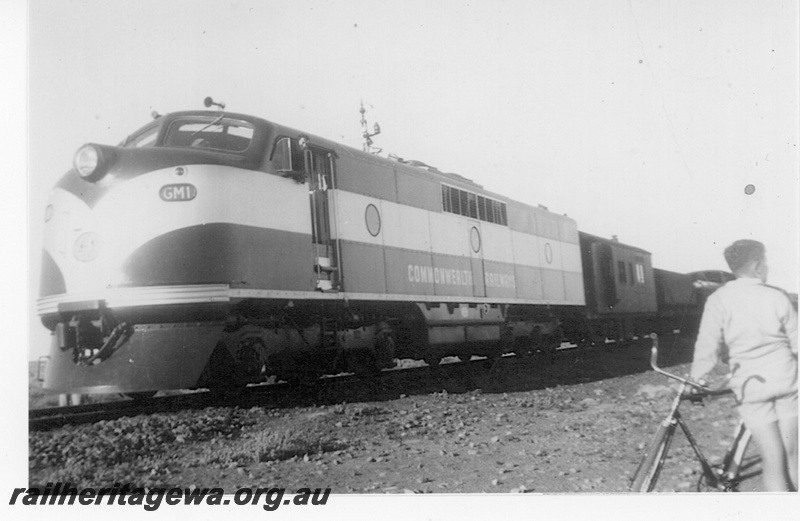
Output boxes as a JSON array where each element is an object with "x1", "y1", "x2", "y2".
[{"x1": 73, "y1": 231, "x2": 102, "y2": 262}]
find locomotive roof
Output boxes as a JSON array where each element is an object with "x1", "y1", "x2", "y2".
[
  {"x1": 579, "y1": 231, "x2": 652, "y2": 255},
  {"x1": 252, "y1": 113, "x2": 519, "y2": 201},
  {"x1": 158, "y1": 110, "x2": 572, "y2": 222}
]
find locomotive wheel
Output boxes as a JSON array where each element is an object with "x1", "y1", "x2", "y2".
[
  {"x1": 373, "y1": 330, "x2": 396, "y2": 370},
  {"x1": 513, "y1": 347, "x2": 532, "y2": 358},
  {"x1": 486, "y1": 344, "x2": 504, "y2": 360},
  {"x1": 203, "y1": 341, "x2": 247, "y2": 396},
  {"x1": 526, "y1": 327, "x2": 543, "y2": 356},
  {"x1": 277, "y1": 354, "x2": 322, "y2": 387},
  {"x1": 283, "y1": 370, "x2": 321, "y2": 387},
  {"x1": 513, "y1": 334, "x2": 538, "y2": 358},
  {"x1": 348, "y1": 349, "x2": 381, "y2": 377},
  {"x1": 424, "y1": 353, "x2": 443, "y2": 367},
  {"x1": 209, "y1": 385, "x2": 246, "y2": 399}
]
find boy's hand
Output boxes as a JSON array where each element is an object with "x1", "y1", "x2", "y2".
[
  {"x1": 686, "y1": 389, "x2": 705, "y2": 404},
  {"x1": 685, "y1": 378, "x2": 707, "y2": 404}
]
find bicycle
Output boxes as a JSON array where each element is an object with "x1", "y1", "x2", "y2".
[{"x1": 629, "y1": 334, "x2": 752, "y2": 492}]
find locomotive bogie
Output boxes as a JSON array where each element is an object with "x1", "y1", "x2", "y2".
[
  {"x1": 415, "y1": 302, "x2": 504, "y2": 349},
  {"x1": 505, "y1": 305, "x2": 563, "y2": 355},
  {"x1": 209, "y1": 305, "x2": 404, "y2": 382}
]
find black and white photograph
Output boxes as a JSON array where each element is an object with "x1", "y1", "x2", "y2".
[{"x1": 5, "y1": 0, "x2": 799, "y2": 519}]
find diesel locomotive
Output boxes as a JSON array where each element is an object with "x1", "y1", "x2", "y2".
[{"x1": 36, "y1": 99, "x2": 726, "y2": 400}]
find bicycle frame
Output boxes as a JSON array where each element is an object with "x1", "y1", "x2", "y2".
[{"x1": 630, "y1": 334, "x2": 751, "y2": 492}]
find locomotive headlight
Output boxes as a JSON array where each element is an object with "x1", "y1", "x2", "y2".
[{"x1": 74, "y1": 144, "x2": 114, "y2": 181}]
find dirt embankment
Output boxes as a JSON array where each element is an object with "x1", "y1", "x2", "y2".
[{"x1": 29, "y1": 335, "x2": 760, "y2": 493}]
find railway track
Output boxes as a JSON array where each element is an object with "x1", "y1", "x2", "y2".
[
  {"x1": 29, "y1": 358, "x2": 479, "y2": 431},
  {"x1": 30, "y1": 392, "x2": 210, "y2": 431},
  {"x1": 30, "y1": 337, "x2": 688, "y2": 431}
]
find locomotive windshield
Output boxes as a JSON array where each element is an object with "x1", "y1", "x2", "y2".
[{"x1": 162, "y1": 117, "x2": 255, "y2": 152}]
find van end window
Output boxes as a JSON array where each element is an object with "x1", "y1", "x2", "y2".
[
  {"x1": 635, "y1": 258, "x2": 646, "y2": 284},
  {"x1": 618, "y1": 260, "x2": 627, "y2": 283}
]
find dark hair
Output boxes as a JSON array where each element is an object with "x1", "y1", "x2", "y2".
[{"x1": 723, "y1": 240, "x2": 765, "y2": 273}]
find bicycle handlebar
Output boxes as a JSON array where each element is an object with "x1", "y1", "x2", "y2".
[{"x1": 648, "y1": 333, "x2": 733, "y2": 398}]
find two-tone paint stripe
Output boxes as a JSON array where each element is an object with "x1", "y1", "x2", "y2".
[
  {"x1": 330, "y1": 189, "x2": 582, "y2": 273},
  {"x1": 41, "y1": 165, "x2": 312, "y2": 295},
  {"x1": 329, "y1": 189, "x2": 585, "y2": 305},
  {"x1": 40, "y1": 160, "x2": 586, "y2": 316}
]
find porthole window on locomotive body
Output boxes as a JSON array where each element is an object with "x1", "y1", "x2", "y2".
[
  {"x1": 365, "y1": 204, "x2": 381, "y2": 237},
  {"x1": 470, "y1": 226, "x2": 481, "y2": 253}
]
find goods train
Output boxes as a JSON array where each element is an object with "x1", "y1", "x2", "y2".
[{"x1": 36, "y1": 99, "x2": 734, "y2": 401}]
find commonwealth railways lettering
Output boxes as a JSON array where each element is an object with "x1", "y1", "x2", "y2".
[
  {"x1": 407, "y1": 264, "x2": 473, "y2": 286},
  {"x1": 406, "y1": 264, "x2": 516, "y2": 289},
  {"x1": 484, "y1": 272, "x2": 516, "y2": 289}
]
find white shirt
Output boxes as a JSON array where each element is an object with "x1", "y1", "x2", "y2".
[{"x1": 691, "y1": 277, "x2": 798, "y2": 403}]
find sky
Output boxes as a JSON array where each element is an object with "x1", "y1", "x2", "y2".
[
  {"x1": 22, "y1": 0, "x2": 800, "y2": 361},
  {"x1": 3, "y1": 0, "x2": 798, "y2": 516}
]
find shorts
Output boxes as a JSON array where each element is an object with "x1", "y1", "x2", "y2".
[{"x1": 737, "y1": 391, "x2": 798, "y2": 427}]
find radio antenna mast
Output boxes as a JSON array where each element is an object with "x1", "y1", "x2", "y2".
[{"x1": 360, "y1": 101, "x2": 381, "y2": 154}]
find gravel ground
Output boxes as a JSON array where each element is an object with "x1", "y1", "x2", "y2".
[{"x1": 29, "y1": 334, "x2": 764, "y2": 494}]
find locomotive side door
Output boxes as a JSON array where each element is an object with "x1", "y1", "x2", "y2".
[
  {"x1": 304, "y1": 145, "x2": 339, "y2": 291},
  {"x1": 594, "y1": 242, "x2": 618, "y2": 310}
]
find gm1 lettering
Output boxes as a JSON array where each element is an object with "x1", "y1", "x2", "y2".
[{"x1": 159, "y1": 183, "x2": 197, "y2": 201}]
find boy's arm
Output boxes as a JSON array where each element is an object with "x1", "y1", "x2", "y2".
[
  {"x1": 690, "y1": 296, "x2": 724, "y2": 381},
  {"x1": 783, "y1": 297, "x2": 797, "y2": 356}
]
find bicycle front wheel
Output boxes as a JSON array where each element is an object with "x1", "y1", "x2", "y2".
[{"x1": 630, "y1": 422, "x2": 675, "y2": 492}]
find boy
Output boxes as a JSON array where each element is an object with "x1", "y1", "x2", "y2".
[{"x1": 690, "y1": 239, "x2": 798, "y2": 491}]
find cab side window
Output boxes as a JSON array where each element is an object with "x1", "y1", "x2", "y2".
[{"x1": 272, "y1": 137, "x2": 305, "y2": 172}]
